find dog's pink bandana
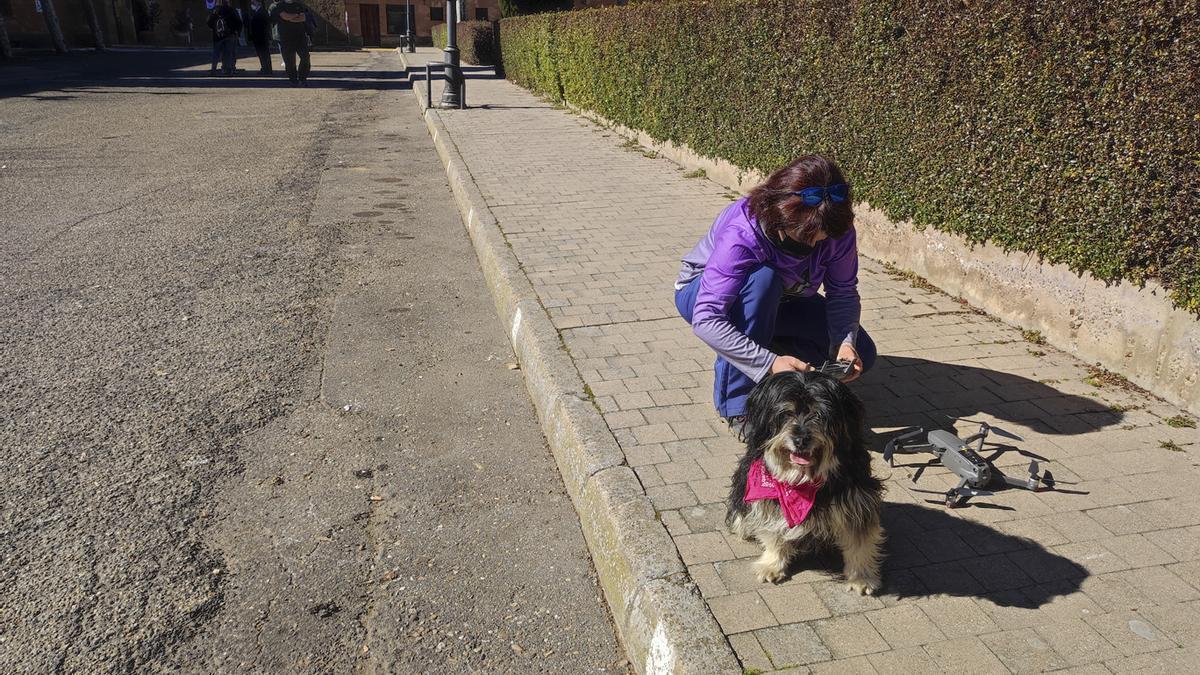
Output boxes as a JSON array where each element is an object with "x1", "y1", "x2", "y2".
[{"x1": 745, "y1": 459, "x2": 824, "y2": 528}]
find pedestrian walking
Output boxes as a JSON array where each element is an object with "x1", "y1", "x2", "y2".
[
  {"x1": 249, "y1": 0, "x2": 272, "y2": 74},
  {"x1": 206, "y1": 0, "x2": 242, "y2": 76},
  {"x1": 269, "y1": 0, "x2": 311, "y2": 85},
  {"x1": 673, "y1": 155, "x2": 877, "y2": 432}
]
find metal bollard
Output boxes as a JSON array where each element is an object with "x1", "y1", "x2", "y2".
[{"x1": 425, "y1": 63, "x2": 432, "y2": 109}]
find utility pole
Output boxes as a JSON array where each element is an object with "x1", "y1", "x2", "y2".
[
  {"x1": 81, "y1": 0, "x2": 106, "y2": 50},
  {"x1": 39, "y1": 0, "x2": 70, "y2": 53}
]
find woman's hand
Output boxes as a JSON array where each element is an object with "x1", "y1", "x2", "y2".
[
  {"x1": 836, "y1": 343, "x2": 863, "y2": 382},
  {"x1": 770, "y1": 355, "x2": 811, "y2": 375}
]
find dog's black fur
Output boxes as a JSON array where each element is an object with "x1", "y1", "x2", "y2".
[{"x1": 726, "y1": 371, "x2": 885, "y2": 593}]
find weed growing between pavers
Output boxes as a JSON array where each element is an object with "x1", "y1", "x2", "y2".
[{"x1": 1165, "y1": 415, "x2": 1197, "y2": 429}]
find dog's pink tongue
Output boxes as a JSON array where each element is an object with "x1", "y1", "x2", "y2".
[{"x1": 789, "y1": 453, "x2": 811, "y2": 466}]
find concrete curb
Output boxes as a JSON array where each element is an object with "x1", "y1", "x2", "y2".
[{"x1": 398, "y1": 53, "x2": 740, "y2": 674}]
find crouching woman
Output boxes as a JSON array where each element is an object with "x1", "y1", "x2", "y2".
[{"x1": 673, "y1": 155, "x2": 877, "y2": 431}]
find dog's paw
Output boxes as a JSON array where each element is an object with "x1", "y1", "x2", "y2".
[
  {"x1": 756, "y1": 566, "x2": 787, "y2": 584},
  {"x1": 846, "y1": 578, "x2": 880, "y2": 595}
]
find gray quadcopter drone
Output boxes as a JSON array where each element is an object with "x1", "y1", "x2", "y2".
[{"x1": 883, "y1": 419, "x2": 1058, "y2": 507}]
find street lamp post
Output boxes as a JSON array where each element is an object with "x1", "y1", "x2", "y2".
[
  {"x1": 405, "y1": 0, "x2": 414, "y2": 52},
  {"x1": 438, "y1": 0, "x2": 462, "y2": 108}
]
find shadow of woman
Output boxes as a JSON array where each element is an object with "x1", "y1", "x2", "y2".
[
  {"x1": 790, "y1": 503, "x2": 1086, "y2": 608},
  {"x1": 859, "y1": 355, "x2": 1125, "y2": 439}
]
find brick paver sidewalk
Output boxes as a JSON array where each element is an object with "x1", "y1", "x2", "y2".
[{"x1": 407, "y1": 50, "x2": 1199, "y2": 673}]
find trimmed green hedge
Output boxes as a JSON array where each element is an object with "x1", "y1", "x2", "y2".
[
  {"x1": 433, "y1": 20, "x2": 498, "y2": 66},
  {"x1": 500, "y1": 0, "x2": 1200, "y2": 312}
]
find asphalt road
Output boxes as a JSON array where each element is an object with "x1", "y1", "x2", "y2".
[{"x1": 0, "y1": 49, "x2": 625, "y2": 672}]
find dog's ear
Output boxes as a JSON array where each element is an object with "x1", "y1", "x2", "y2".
[
  {"x1": 804, "y1": 373, "x2": 866, "y2": 445},
  {"x1": 744, "y1": 372, "x2": 800, "y2": 451}
]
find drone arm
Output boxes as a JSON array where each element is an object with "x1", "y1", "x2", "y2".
[
  {"x1": 995, "y1": 467, "x2": 1040, "y2": 491},
  {"x1": 883, "y1": 427, "x2": 926, "y2": 464}
]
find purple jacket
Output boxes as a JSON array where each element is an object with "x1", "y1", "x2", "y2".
[{"x1": 675, "y1": 197, "x2": 861, "y2": 383}]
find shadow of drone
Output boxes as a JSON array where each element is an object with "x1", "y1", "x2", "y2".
[{"x1": 788, "y1": 503, "x2": 1086, "y2": 608}]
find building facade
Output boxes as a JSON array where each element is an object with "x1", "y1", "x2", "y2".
[{"x1": 342, "y1": 0, "x2": 498, "y2": 47}]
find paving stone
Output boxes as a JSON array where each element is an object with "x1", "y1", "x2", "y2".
[
  {"x1": 912, "y1": 528, "x2": 977, "y2": 563},
  {"x1": 688, "y1": 476, "x2": 730, "y2": 503},
  {"x1": 911, "y1": 561, "x2": 984, "y2": 596},
  {"x1": 1101, "y1": 534, "x2": 1177, "y2": 568},
  {"x1": 723, "y1": 531, "x2": 765, "y2": 559},
  {"x1": 1106, "y1": 645, "x2": 1200, "y2": 674},
  {"x1": 808, "y1": 656, "x2": 877, "y2": 674},
  {"x1": 1084, "y1": 610, "x2": 1175, "y2": 657},
  {"x1": 1166, "y1": 560, "x2": 1200, "y2": 592},
  {"x1": 754, "y1": 622, "x2": 831, "y2": 667},
  {"x1": 707, "y1": 591, "x2": 778, "y2": 634},
  {"x1": 659, "y1": 509, "x2": 689, "y2": 536},
  {"x1": 974, "y1": 590, "x2": 1047, "y2": 630},
  {"x1": 1024, "y1": 580, "x2": 1105, "y2": 624},
  {"x1": 864, "y1": 605, "x2": 945, "y2": 649},
  {"x1": 979, "y1": 627, "x2": 1068, "y2": 672},
  {"x1": 922, "y1": 637, "x2": 1009, "y2": 674},
  {"x1": 727, "y1": 632, "x2": 774, "y2": 673},
  {"x1": 864, "y1": 646, "x2": 939, "y2": 675},
  {"x1": 645, "y1": 483, "x2": 698, "y2": 510},
  {"x1": 1144, "y1": 526, "x2": 1200, "y2": 562},
  {"x1": 1033, "y1": 618, "x2": 1121, "y2": 666},
  {"x1": 1105, "y1": 566, "x2": 1200, "y2": 604},
  {"x1": 812, "y1": 614, "x2": 891, "y2": 659},
  {"x1": 813, "y1": 580, "x2": 886, "y2": 616},
  {"x1": 675, "y1": 531, "x2": 736, "y2": 565},
  {"x1": 1086, "y1": 504, "x2": 1157, "y2": 535},
  {"x1": 678, "y1": 502, "x2": 727, "y2": 533},
  {"x1": 876, "y1": 569, "x2": 929, "y2": 606},
  {"x1": 1136, "y1": 602, "x2": 1200, "y2": 645},
  {"x1": 760, "y1": 584, "x2": 833, "y2": 624},
  {"x1": 916, "y1": 595, "x2": 1000, "y2": 638},
  {"x1": 688, "y1": 563, "x2": 727, "y2": 598},
  {"x1": 655, "y1": 459, "x2": 706, "y2": 484},
  {"x1": 1079, "y1": 573, "x2": 1154, "y2": 613},
  {"x1": 959, "y1": 552, "x2": 1036, "y2": 591},
  {"x1": 635, "y1": 464, "x2": 664, "y2": 489}
]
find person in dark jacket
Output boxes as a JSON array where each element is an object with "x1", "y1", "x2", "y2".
[
  {"x1": 248, "y1": 0, "x2": 272, "y2": 74},
  {"x1": 206, "y1": 0, "x2": 242, "y2": 76},
  {"x1": 269, "y1": 0, "x2": 311, "y2": 85}
]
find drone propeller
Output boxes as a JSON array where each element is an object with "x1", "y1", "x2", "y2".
[
  {"x1": 984, "y1": 446, "x2": 1050, "y2": 463},
  {"x1": 944, "y1": 415, "x2": 1025, "y2": 441}
]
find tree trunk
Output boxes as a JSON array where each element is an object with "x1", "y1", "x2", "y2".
[
  {"x1": 81, "y1": 0, "x2": 106, "y2": 50},
  {"x1": 41, "y1": 0, "x2": 70, "y2": 53},
  {"x1": 0, "y1": 14, "x2": 13, "y2": 59}
]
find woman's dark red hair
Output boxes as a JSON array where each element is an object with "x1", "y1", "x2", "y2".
[{"x1": 746, "y1": 155, "x2": 854, "y2": 242}]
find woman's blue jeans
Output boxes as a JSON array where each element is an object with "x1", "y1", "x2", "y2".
[{"x1": 675, "y1": 266, "x2": 877, "y2": 418}]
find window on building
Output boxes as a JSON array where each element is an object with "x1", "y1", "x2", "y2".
[
  {"x1": 474, "y1": 7, "x2": 488, "y2": 20},
  {"x1": 430, "y1": 5, "x2": 443, "y2": 21},
  {"x1": 386, "y1": 4, "x2": 414, "y2": 33}
]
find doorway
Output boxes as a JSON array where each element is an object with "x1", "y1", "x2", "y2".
[{"x1": 359, "y1": 4, "x2": 381, "y2": 47}]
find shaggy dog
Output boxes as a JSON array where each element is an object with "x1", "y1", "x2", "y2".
[{"x1": 727, "y1": 371, "x2": 885, "y2": 594}]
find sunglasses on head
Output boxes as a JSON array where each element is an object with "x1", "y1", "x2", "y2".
[{"x1": 791, "y1": 183, "x2": 849, "y2": 207}]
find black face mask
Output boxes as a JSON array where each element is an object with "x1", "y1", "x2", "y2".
[{"x1": 775, "y1": 233, "x2": 814, "y2": 258}]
